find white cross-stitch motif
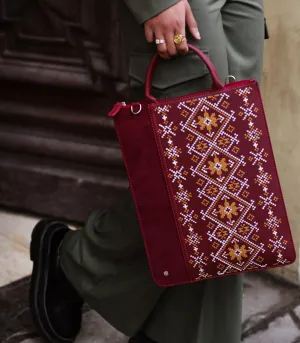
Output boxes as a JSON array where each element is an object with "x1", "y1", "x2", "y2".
[
  {"x1": 244, "y1": 115, "x2": 288, "y2": 265},
  {"x1": 152, "y1": 87, "x2": 291, "y2": 280}
]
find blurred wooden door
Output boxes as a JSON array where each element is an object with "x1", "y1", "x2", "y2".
[{"x1": 0, "y1": 0, "x2": 128, "y2": 222}]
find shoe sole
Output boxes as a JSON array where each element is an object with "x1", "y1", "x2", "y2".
[{"x1": 30, "y1": 220, "x2": 73, "y2": 343}]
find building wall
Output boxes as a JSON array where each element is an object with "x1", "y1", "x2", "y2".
[
  {"x1": 0, "y1": 1, "x2": 128, "y2": 223},
  {"x1": 263, "y1": 0, "x2": 300, "y2": 284}
]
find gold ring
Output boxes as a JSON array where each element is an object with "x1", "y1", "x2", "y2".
[{"x1": 174, "y1": 34, "x2": 186, "y2": 45}]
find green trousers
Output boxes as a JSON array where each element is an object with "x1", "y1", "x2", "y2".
[{"x1": 60, "y1": 1, "x2": 264, "y2": 342}]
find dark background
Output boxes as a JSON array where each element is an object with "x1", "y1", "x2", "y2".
[{"x1": 0, "y1": 0, "x2": 129, "y2": 223}]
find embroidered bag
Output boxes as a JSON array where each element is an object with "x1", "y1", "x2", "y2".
[{"x1": 108, "y1": 45, "x2": 295, "y2": 287}]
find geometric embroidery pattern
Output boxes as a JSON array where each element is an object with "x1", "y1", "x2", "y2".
[{"x1": 152, "y1": 85, "x2": 295, "y2": 281}]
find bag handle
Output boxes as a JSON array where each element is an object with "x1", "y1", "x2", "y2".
[{"x1": 145, "y1": 44, "x2": 224, "y2": 103}]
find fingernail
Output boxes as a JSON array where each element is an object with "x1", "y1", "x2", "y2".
[{"x1": 195, "y1": 31, "x2": 201, "y2": 40}]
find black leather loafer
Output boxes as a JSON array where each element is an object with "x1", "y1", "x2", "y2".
[{"x1": 30, "y1": 220, "x2": 84, "y2": 343}]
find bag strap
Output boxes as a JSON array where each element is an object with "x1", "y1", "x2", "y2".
[{"x1": 145, "y1": 44, "x2": 224, "y2": 103}]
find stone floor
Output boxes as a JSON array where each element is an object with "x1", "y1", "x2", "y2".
[{"x1": 0, "y1": 210, "x2": 300, "y2": 343}]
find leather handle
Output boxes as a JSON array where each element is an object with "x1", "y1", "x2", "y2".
[{"x1": 145, "y1": 44, "x2": 224, "y2": 103}]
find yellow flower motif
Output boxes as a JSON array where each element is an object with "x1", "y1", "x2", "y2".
[
  {"x1": 196, "y1": 110, "x2": 218, "y2": 133},
  {"x1": 216, "y1": 228, "x2": 229, "y2": 240},
  {"x1": 228, "y1": 243, "x2": 249, "y2": 262},
  {"x1": 207, "y1": 155, "x2": 228, "y2": 176},
  {"x1": 228, "y1": 180, "x2": 240, "y2": 192},
  {"x1": 206, "y1": 184, "x2": 219, "y2": 197},
  {"x1": 238, "y1": 224, "x2": 250, "y2": 235},
  {"x1": 196, "y1": 141, "x2": 208, "y2": 153},
  {"x1": 218, "y1": 135, "x2": 231, "y2": 147},
  {"x1": 218, "y1": 200, "x2": 239, "y2": 220}
]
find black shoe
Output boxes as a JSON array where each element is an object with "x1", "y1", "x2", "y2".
[{"x1": 30, "y1": 220, "x2": 84, "y2": 343}]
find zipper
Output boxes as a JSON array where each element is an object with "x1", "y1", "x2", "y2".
[
  {"x1": 108, "y1": 102, "x2": 126, "y2": 117},
  {"x1": 108, "y1": 101, "x2": 143, "y2": 117}
]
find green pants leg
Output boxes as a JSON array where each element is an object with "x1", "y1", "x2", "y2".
[{"x1": 60, "y1": 0, "x2": 264, "y2": 342}]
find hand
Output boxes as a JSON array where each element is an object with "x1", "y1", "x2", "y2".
[{"x1": 144, "y1": 0, "x2": 200, "y2": 60}]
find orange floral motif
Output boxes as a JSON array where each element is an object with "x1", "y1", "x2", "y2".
[
  {"x1": 221, "y1": 101, "x2": 230, "y2": 109},
  {"x1": 207, "y1": 155, "x2": 228, "y2": 176},
  {"x1": 208, "y1": 95, "x2": 220, "y2": 101},
  {"x1": 238, "y1": 223, "x2": 250, "y2": 235},
  {"x1": 232, "y1": 146, "x2": 240, "y2": 154},
  {"x1": 202, "y1": 199, "x2": 210, "y2": 207},
  {"x1": 187, "y1": 134, "x2": 194, "y2": 142},
  {"x1": 228, "y1": 180, "x2": 241, "y2": 193},
  {"x1": 216, "y1": 228, "x2": 229, "y2": 240},
  {"x1": 218, "y1": 135, "x2": 231, "y2": 147},
  {"x1": 228, "y1": 243, "x2": 249, "y2": 262},
  {"x1": 196, "y1": 110, "x2": 218, "y2": 133},
  {"x1": 181, "y1": 109, "x2": 190, "y2": 118},
  {"x1": 186, "y1": 99, "x2": 198, "y2": 106},
  {"x1": 218, "y1": 200, "x2": 239, "y2": 220},
  {"x1": 237, "y1": 170, "x2": 245, "y2": 178},
  {"x1": 152, "y1": 86, "x2": 292, "y2": 280},
  {"x1": 227, "y1": 125, "x2": 235, "y2": 133},
  {"x1": 206, "y1": 184, "x2": 219, "y2": 197},
  {"x1": 196, "y1": 141, "x2": 208, "y2": 152}
]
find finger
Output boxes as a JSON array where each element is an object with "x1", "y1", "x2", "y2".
[
  {"x1": 186, "y1": 4, "x2": 201, "y2": 40},
  {"x1": 174, "y1": 25, "x2": 189, "y2": 55},
  {"x1": 175, "y1": 36, "x2": 189, "y2": 55},
  {"x1": 173, "y1": 16, "x2": 188, "y2": 55},
  {"x1": 165, "y1": 32, "x2": 177, "y2": 57},
  {"x1": 145, "y1": 24, "x2": 154, "y2": 42},
  {"x1": 155, "y1": 35, "x2": 170, "y2": 60}
]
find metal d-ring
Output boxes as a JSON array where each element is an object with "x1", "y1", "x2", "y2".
[
  {"x1": 225, "y1": 75, "x2": 236, "y2": 84},
  {"x1": 131, "y1": 104, "x2": 142, "y2": 115}
]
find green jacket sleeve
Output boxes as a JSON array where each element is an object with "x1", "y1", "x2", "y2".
[{"x1": 123, "y1": 0, "x2": 181, "y2": 24}]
